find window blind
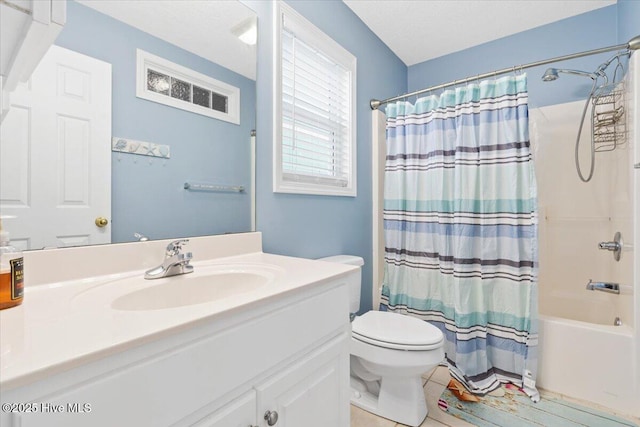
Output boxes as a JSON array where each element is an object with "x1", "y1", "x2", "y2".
[{"x1": 281, "y1": 25, "x2": 352, "y2": 188}]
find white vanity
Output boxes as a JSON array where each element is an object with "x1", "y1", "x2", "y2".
[{"x1": 0, "y1": 233, "x2": 354, "y2": 426}]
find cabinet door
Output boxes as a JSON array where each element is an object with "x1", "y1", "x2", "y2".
[
  {"x1": 192, "y1": 391, "x2": 256, "y2": 427},
  {"x1": 256, "y1": 333, "x2": 350, "y2": 427}
]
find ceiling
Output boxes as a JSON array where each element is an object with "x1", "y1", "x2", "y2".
[
  {"x1": 343, "y1": 0, "x2": 616, "y2": 66},
  {"x1": 75, "y1": 0, "x2": 616, "y2": 78},
  {"x1": 77, "y1": 0, "x2": 257, "y2": 80}
]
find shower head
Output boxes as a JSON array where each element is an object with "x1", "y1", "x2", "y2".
[
  {"x1": 541, "y1": 68, "x2": 597, "y2": 81},
  {"x1": 541, "y1": 68, "x2": 559, "y2": 81}
]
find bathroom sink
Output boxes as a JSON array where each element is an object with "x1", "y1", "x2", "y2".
[
  {"x1": 73, "y1": 264, "x2": 282, "y2": 311},
  {"x1": 113, "y1": 271, "x2": 271, "y2": 311}
]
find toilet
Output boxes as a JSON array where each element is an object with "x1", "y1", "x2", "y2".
[{"x1": 319, "y1": 255, "x2": 445, "y2": 427}]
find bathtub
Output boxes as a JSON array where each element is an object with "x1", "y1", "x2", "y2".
[
  {"x1": 531, "y1": 93, "x2": 638, "y2": 418},
  {"x1": 540, "y1": 288, "x2": 630, "y2": 326},
  {"x1": 537, "y1": 309, "x2": 639, "y2": 417}
]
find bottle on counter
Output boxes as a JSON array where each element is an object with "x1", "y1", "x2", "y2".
[{"x1": 0, "y1": 218, "x2": 23, "y2": 310}]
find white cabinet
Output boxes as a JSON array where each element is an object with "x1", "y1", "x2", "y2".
[
  {"x1": 256, "y1": 335, "x2": 349, "y2": 427},
  {"x1": 192, "y1": 333, "x2": 349, "y2": 427},
  {"x1": 2, "y1": 282, "x2": 351, "y2": 427},
  {"x1": 192, "y1": 391, "x2": 256, "y2": 427}
]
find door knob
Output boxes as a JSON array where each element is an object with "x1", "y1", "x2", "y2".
[
  {"x1": 95, "y1": 217, "x2": 109, "y2": 228},
  {"x1": 264, "y1": 410, "x2": 278, "y2": 426}
]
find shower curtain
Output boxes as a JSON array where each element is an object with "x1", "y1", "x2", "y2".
[{"x1": 381, "y1": 74, "x2": 539, "y2": 400}]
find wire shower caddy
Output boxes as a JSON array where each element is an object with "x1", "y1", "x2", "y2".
[{"x1": 591, "y1": 81, "x2": 626, "y2": 152}]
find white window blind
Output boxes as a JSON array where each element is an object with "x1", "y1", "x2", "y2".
[{"x1": 274, "y1": 3, "x2": 356, "y2": 196}]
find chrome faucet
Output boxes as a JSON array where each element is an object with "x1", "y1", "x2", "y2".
[
  {"x1": 144, "y1": 239, "x2": 194, "y2": 279},
  {"x1": 134, "y1": 232, "x2": 149, "y2": 242},
  {"x1": 598, "y1": 232, "x2": 622, "y2": 261},
  {"x1": 585, "y1": 279, "x2": 620, "y2": 294}
]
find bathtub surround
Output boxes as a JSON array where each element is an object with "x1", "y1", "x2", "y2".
[
  {"x1": 523, "y1": 51, "x2": 638, "y2": 417},
  {"x1": 531, "y1": 100, "x2": 634, "y2": 327},
  {"x1": 631, "y1": 52, "x2": 640, "y2": 419},
  {"x1": 381, "y1": 74, "x2": 539, "y2": 399}
]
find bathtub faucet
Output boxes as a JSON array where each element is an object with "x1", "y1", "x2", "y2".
[
  {"x1": 585, "y1": 279, "x2": 620, "y2": 294},
  {"x1": 598, "y1": 241, "x2": 620, "y2": 251}
]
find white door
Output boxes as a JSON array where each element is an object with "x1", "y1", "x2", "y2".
[
  {"x1": 0, "y1": 45, "x2": 112, "y2": 250},
  {"x1": 256, "y1": 335, "x2": 350, "y2": 427}
]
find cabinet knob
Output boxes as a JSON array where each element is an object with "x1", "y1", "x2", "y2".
[{"x1": 264, "y1": 410, "x2": 279, "y2": 425}]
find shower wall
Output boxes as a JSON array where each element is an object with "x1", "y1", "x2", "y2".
[
  {"x1": 532, "y1": 52, "x2": 639, "y2": 417},
  {"x1": 510, "y1": 58, "x2": 638, "y2": 414},
  {"x1": 530, "y1": 99, "x2": 633, "y2": 325}
]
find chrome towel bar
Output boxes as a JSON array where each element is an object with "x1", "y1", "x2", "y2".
[{"x1": 184, "y1": 182, "x2": 245, "y2": 193}]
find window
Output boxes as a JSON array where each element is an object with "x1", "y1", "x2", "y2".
[
  {"x1": 274, "y1": 2, "x2": 357, "y2": 196},
  {"x1": 136, "y1": 49, "x2": 240, "y2": 124}
]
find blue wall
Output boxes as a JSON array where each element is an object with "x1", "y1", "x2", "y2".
[
  {"x1": 243, "y1": 0, "x2": 406, "y2": 313},
  {"x1": 55, "y1": 1, "x2": 256, "y2": 243},
  {"x1": 57, "y1": 0, "x2": 635, "y2": 313},
  {"x1": 407, "y1": 6, "x2": 620, "y2": 109},
  {"x1": 618, "y1": 0, "x2": 640, "y2": 44},
  {"x1": 241, "y1": 1, "x2": 638, "y2": 313}
]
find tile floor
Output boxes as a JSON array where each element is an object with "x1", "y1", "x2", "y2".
[
  {"x1": 350, "y1": 365, "x2": 475, "y2": 427},
  {"x1": 350, "y1": 365, "x2": 640, "y2": 427}
]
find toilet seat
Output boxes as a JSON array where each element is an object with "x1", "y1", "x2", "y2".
[{"x1": 352, "y1": 311, "x2": 443, "y2": 351}]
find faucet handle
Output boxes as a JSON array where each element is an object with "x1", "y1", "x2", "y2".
[{"x1": 166, "y1": 239, "x2": 189, "y2": 257}]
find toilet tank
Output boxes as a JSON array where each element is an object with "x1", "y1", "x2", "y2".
[{"x1": 318, "y1": 255, "x2": 363, "y2": 314}]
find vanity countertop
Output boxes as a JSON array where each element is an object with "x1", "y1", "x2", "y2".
[{"x1": 0, "y1": 251, "x2": 356, "y2": 390}]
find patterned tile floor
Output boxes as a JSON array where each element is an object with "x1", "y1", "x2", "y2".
[{"x1": 350, "y1": 366, "x2": 640, "y2": 427}]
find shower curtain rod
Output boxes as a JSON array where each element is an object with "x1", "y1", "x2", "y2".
[{"x1": 370, "y1": 35, "x2": 640, "y2": 110}]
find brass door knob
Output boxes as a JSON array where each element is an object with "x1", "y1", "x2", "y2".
[{"x1": 95, "y1": 217, "x2": 109, "y2": 228}]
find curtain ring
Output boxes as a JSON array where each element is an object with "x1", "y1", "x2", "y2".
[{"x1": 426, "y1": 88, "x2": 437, "y2": 102}]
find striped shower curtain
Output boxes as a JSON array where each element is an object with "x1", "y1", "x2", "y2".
[{"x1": 381, "y1": 74, "x2": 539, "y2": 400}]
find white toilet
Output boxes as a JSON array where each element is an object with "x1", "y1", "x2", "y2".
[{"x1": 319, "y1": 255, "x2": 445, "y2": 427}]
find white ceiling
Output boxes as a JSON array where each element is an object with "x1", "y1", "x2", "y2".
[
  {"x1": 77, "y1": 0, "x2": 257, "y2": 80},
  {"x1": 343, "y1": 0, "x2": 616, "y2": 66},
  {"x1": 75, "y1": 1, "x2": 616, "y2": 78}
]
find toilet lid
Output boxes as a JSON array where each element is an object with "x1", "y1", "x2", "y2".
[{"x1": 352, "y1": 311, "x2": 443, "y2": 351}]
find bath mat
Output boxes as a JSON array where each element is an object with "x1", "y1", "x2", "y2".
[{"x1": 438, "y1": 385, "x2": 638, "y2": 427}]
